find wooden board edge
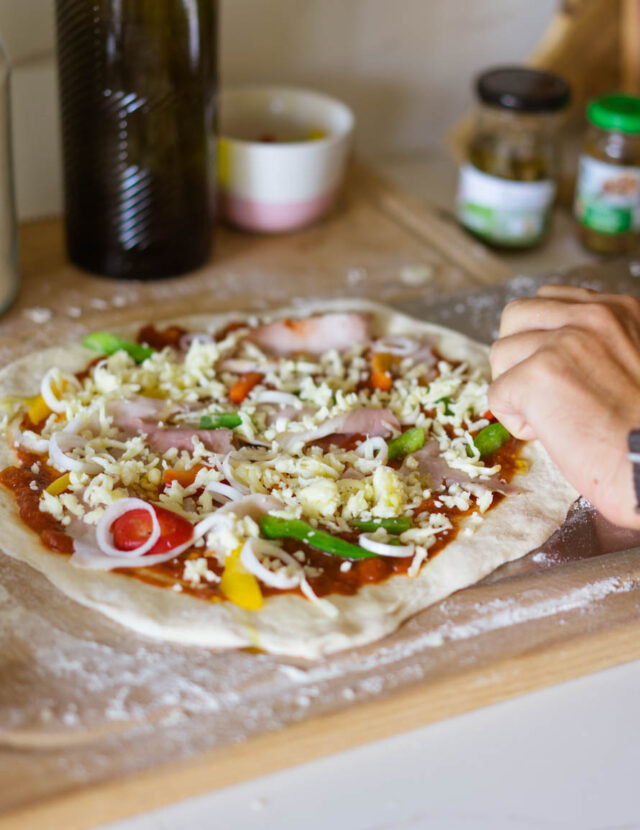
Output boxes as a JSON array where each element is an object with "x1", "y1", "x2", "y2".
[
  {"x1": 349, "y1": 160, "x2": 513, "y2": 286},
  {"x1": 4, "y1": 616, "x2": 640, "y2": 830}
]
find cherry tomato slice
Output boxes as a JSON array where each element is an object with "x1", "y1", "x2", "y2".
[{"x1": 111, "y1": 505, "x2": 193, "y2": 554}]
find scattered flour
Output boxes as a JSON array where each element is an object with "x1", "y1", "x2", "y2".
[{"x1": 23, "y1": 307, "x2": 52, "y2": 324}]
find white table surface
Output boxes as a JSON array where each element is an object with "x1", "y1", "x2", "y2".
[{"x1": 100, "y1": 156, "x2": 637, "y2": 830}]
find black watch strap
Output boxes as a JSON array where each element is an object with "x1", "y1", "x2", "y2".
[{"x1": 628, "y1": 430, "x2": 640, "y2": 513}]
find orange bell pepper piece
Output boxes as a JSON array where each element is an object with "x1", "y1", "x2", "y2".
[
  {"x1": 228, "y1": 372, "x2": 262, "y2": 405},
  {"x1": 370, "y1": 352, "x2": 394, "y2": 392},
  {"x1": 163, "y1": 465, "x2": 205, "y2": 488}
]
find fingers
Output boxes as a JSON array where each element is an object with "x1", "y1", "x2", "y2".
[
  {"x1": 489, "y1": 330, "x2": 550, "y2": 380},
  {"x1": 499, "y1": 291, "x2": 640, "y2": 341},
  {"x1": 536, "y1": 285, "x2": 640, "y2": 322},
  {"x1": 499, "y1": 297, "x2": 581, "y2": 338},
  {"x1": 536, "y1": 284, "x2": 599, "y2": 301},
  {"x1": 487, "y1": 370, "x2": 537, "y2": 441}
]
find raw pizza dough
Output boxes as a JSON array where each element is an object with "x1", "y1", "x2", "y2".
[{"x1": 0, "y1": 299, "x2": 578, "y2": 658}]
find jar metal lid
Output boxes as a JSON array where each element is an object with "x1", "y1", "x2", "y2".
[
  {"x1": 587, "y1": 93, "x2": 640, "y2": 134},
  {"x1": 476, "y1": 66, "x2": 570, "y2": 113}
]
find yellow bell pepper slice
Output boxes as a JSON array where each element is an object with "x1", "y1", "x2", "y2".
[
  {"x1": 45, "y1": 472, "x2": 71, "y2": 496},
  {"x1": 27, "y1": 378, "x2": 68, "y2": 425},
  {"x1": 219, "y1": 546, "x2": 263, "y2": 611},
  {"x1": 27, "y1": 395, "x2": 52, "y2": 425}
]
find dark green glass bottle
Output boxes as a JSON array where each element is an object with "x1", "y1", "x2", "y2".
[{"x1": 55, "y1": 1, "x2": 216, "y2": 280}]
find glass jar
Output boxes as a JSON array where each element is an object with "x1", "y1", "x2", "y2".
[
  {"x1": 574, "y1": 94, "x2": 640, "y2": 255},
  {"x1": 457, "y1": 66, "x2": 570, "y2": 250}
]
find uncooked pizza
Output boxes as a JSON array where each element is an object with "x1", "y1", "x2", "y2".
[{"x1": 0, "y1": 300, "x2": 576, "y2": 658}]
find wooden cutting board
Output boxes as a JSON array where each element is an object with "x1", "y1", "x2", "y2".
[{"x1": 3, "y1": 162, "x2": 640, "y2": 830}]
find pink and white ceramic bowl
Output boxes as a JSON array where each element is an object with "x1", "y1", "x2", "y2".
[{"x1": 218, "y1": 86, "x2": 354, "y2": 233}]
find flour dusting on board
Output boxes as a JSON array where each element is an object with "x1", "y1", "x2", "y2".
[{"x1": 2, "y1": 536, "x2": 640, "y2": 803}]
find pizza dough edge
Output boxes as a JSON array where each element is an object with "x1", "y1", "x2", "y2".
[{"x1": 0, "y1": 299, "x2": 578, "y2": 659}]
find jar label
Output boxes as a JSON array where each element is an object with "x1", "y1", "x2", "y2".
[
  {"x1": 456, "y1": 164, "x2": 555, "y2": 246},
  {"x1": 574, "y1": 155, "x2": 640, "y2": 235}
]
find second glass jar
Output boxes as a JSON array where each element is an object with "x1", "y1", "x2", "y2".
[
  {"x1": 574, "y1": 93, "x2": 640, "y2": 255},
  {"x1": 457, "y1": 66, "x2": 570, "y2": 250}
]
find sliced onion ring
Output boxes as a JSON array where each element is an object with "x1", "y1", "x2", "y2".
[
  {"x1": 240, "y1": 537, "x2": 301, "y2": 589},
  {"x1": 221, "y1": 453, "x2": 250, "y2": 495},
  {"x1": 205, "y1": 480, "x2": 244, "y2": 502},
  {"x1": 191, "y1": 510, "x2": 232, "y2": 541},
  {"x1": 358, "y1": 534, "x2": 415, "y2": 558},
  {"x1": 355, "y1": 436, "x2": 388, "y2": 464},
  {"x1": 371, "y1": 337, "x2": 417, "y2": 356},
  {"x1": 71, "y1": 541, "x2": 193, "y2": 570},
  {"x1": 254, "y1": 390, "x2": 302, "y2": 408},
  {"x1": 49, "y1": 431, "x2": 100, "y2": 474},
  {"x1": 40, "y1": 368, "x2": 79, "y2": 414},
  {"x1": 218, "y1": 359, "x2": 272, "y2": 374},
  {"x1": 241, "y1": 538, "x2": 338, "y2": 617},
  {"x1": 96, "y1": 498, "x2": 162, "y2": 558},
  {"x1": 13, "y1": 424, "x2": 49, "y2": 453}
]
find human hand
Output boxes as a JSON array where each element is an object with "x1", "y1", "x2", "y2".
[{"x1": 489, "y1": 285, "x2": 640, "y2": 528}]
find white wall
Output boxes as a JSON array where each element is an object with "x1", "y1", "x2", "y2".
[{"x1": 0, "y1": 0, "x2": 558, "y2": 219}]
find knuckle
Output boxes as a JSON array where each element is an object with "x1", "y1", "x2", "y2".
[
  {"x1": 502, "y1": 298, "x2": 528, "y2": 319},
  {"x1": 551, "y1": 325, "x2": 589, "y2": 352},
  {"x1": 488, "y1": 339, "x2": 502, "y2": 365},
  {"x1": 617, "y1": 293, "x2": 640, "y2": 319},
  {"x1": 580, "y1": 301, "x2": 620, "y2": 332},
  {"x1": 530, "y1": 345, "x2": 567, "y2": 379},
  {"x1": 538, "y1": 284, "x2": 593, "y2": 299},
  {"x1": 499, "y1": 298, "x2": 537, "y2": 337}
]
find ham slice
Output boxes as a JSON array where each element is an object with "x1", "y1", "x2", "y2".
[
  {"x1": 401, "y1": 440, "x2": 519, "y2": 495},
  {"x1": 217, "y1": 358, "x2": 276, "y2": 374},
  {"x1": 249, "y1": 313, "x2": 370, "y2": 356},
  {"x1": 275, "y1": 408, "x2": 400, "y2": 452},
  {"x1": 110, "y1": 397, "x2": 234, "y2": 454},
  {"x1": 137, "y1": 425, "x2": 234, "y2": 454}
]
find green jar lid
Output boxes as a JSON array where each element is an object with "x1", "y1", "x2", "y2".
[{"x1": 588, "y1": 94, "x2": 640, "y2": 134}]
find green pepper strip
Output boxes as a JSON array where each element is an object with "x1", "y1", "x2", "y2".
[
  {"x1": 387, "y1": 426, "x2": 425, "y2": 462},
  {"x1": 260, "y1": 515, "x2": 377, "y2": 561},
  {"x1": 83, "y1": 332, "x2": 154, "y2": 364},
  {"x1": 351, "y1": 516, "x2": 411, "y2": 535},
  {"x1": 199, "y1": 413, "x2": 242, "y2": 429},
  {"x1": 473, "y1": 422, "x2": 511, "y2": 458}
]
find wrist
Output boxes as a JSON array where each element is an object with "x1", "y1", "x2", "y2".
[
  {"x1": 627, "y1": 429, "x2": 640, "y2": 527},
  {"x1": 588, "y1": 428, "x2": 640, "y2": 530}
]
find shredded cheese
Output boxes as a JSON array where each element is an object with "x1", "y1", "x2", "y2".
[{"x1": 5, "y1": 312, "x2": 515, "y2": 591}]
